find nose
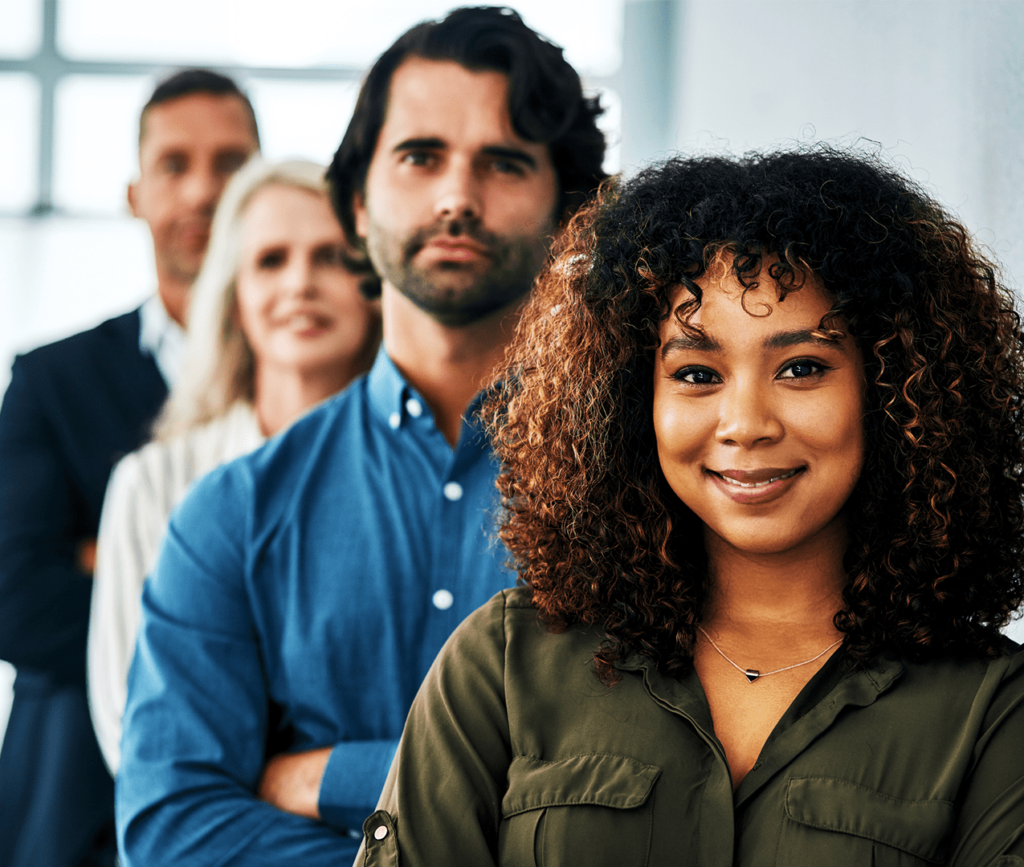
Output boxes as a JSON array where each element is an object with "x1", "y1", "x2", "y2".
[
  {"x1": 281, "y1": 255, "x2": 317, "y2": 298},
  {"x1": 715, "y1": 379, "x2": 783, "y2": 448},
  {"x1": 433, "y1": 161, "x2": 482, "y2": 223},
  {"x1": 182, "y1": 165, "x2": 223, "y2": 213}
]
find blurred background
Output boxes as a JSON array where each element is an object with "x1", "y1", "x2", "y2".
[{"x1": 2, "y1": 0, "x2": 1023, "y2": 742}]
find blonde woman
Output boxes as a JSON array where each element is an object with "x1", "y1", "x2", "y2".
[{"x1": 87, "y1": 156, "x2": 381, "y2": 773}]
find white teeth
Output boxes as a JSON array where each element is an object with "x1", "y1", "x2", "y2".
[{"x1": 718, "y1": 469, "x2": 799, "y2": 488}]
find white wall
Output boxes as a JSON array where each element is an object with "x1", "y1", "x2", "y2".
[{"x1": 621, "y1": 0, "x2": 1024, "y2": 291}]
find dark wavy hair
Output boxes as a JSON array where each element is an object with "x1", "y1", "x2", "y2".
[
  {"x1": 483, "y1": 145, "x2": 1024, "y2": 683},
  {"x1": 325, "y1": 6, "x2": 606, "y2": 263}
]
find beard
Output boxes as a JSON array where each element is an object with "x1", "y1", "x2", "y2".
[{"x1": 364, "y1": 216, "x2": 553, "y2": 327}]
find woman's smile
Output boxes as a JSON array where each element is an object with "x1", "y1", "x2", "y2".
[
  {"x1": 653, "y1": 259, "x2": 866, "y2": 558},
  {"x1": 706, "y1": 466, "x2": 805, "y2": 504}
]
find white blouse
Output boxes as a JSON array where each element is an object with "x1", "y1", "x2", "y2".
[{"x1": 87, "y1": 401, "x2": 264, "y2": 773}]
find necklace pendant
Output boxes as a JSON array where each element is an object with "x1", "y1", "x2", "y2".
[{"x1": 744, "y1": 669, "x2": 761, "y2": 683}]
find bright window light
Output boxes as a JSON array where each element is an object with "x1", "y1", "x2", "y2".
[
  {"x1": 0, "y1": 75, "x2": 40, "y2": 212},
  {"x1": 0, "y1": 0, "x2": 42, "y2": 58},
  {"x1": 53, "y1": 75, "x2": 151, "y2": 213},
  {"x1": 247, "y1": 79, "x2": 360, "y2": 166},
  {"x1": 56, "y1": 0, "x2": 622, "y2": 75}
]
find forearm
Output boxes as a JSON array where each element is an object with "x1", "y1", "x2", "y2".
[
  {"x1": 316, "y1": 739, "x2": 399, "y2": 831},
  {"x1": 0, "y1": 361, "x2": 94, "y2": 672},
  {"x1": 119, "y1": 589, "x2": 360, "y2": 865},
  {"x1": 0, "y1": 549, "x2": 92, "y2": 673},
  {"x1": 118, "y1": 776, "x2": 359, "y2": 867}
]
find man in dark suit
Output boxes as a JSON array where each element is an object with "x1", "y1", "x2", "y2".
[{"x1": 0, "y1": 68, "x2": 259, "y2": 867}]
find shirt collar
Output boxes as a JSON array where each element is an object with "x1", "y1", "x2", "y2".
[
  {"x1": 138, "y1": 295, "x2": 186, "y2": 387},
  {"x1": 365, "y1": 347, "x2": 491, "y2": 446},
  {"x1": 366, "y1": 348, "x2": 417, "y2": 425}
]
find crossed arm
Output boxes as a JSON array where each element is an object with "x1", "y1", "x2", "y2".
[{"x1": 116, "y1": 469, "x2": 396, "y2": 866}]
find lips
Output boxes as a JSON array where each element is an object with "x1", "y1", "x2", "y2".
[
  {"x1": 705, "y1": 466, "x2": 805, "y2": 504},
  {"x1": 274, "y1": 309, "x2": 332, "y2": 333},
  {"x1": 420, "y1": 236, "x2": 491, "y2": 262},
  {"x1": 712, "y1": 467, "x2": 803, "y2": 488}
]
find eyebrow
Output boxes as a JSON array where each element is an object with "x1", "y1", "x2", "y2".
[
  {"x1": 393, "y1": 137, "x2": 446, "y2": 154},
  {"x1": 660, "y1": 328, "x2": 843, "y2": 358},
  {"x1": 392, "y1": 138, "x2": 537, "y2": 169}
]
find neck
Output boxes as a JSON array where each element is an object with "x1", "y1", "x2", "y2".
[
  {"x1": 155, "y1": 269, "x2": 191, "y2": 327},
  {"x1": 702, "y1": 521, "x2": 847, "y2": 640},
  {"x1": 253, "y1": 363, "x2": 358, "y2": 438},
  {"x1": 381, "y1": 283, "x2": 522, "y2": 446}
]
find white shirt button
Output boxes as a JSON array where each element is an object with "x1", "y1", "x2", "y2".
[
  {"x1": 373, "y1": 825, "x2": 389, "y2": 841},
  {"x1": 443, "y1": 481, "x2": 463, "y2": 501},
  {"x1": 388, "y1": 412, "x2": 401, "y2": 430},
  {"x1": 432, "y1": 589, "x2": 454, "y2": 610},
  {"x1": 405, "y1": 398, "x2": 423, "y2": 417}
]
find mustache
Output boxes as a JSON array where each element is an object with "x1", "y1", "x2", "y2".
[{"x1": 402, "y1": 218, "x2": 501, "y2": 259}]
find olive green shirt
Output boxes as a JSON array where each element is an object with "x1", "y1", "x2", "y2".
[{"x1": 358, "y1": 588, "x2": 1024, "y2": 866}]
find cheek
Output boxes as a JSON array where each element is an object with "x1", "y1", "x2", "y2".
[
  {"x1": 804, "y1": 397, "x2": 865, "y2": 488},
  {"x1": 652, "y1": 394, "x2": 708, "y2": 477},
  {"x1": 233, "y1": 276, "x2": 271, "y2": 332}
]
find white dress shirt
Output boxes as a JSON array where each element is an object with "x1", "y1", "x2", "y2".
[{"x1": 87, "y1": 401, "x2": 263, "y2": 773}]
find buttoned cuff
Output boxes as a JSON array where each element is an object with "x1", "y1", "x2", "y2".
[
  {"x1": 318, "y1": 739, "x2": 399, "y2": 832},
  {"x1": 360, "y1": 810, "x2": 399, "y2": 866}
]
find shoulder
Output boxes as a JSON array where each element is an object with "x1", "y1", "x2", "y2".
[
  {"x1": 174, "y1": 403, "x2": 263, "y2": 462},
  {"x1": 10, "y1": 307, "x2": 165, "y2": 422},
  {"x1": 164, "y1": 393, "x2": 355, "y2": 534},
  {"x1": 225, "y1": 385, "x2": 370, "y2": 511},
  {"x1": 16, "y1": 308, "x2": 143, "y2": 372},
  {"x1": 890, "y1": 646, "x2": 1024, "y2": 737},
  {"x1": 442, "y1": 587, "x2": 601, "y2": 676}
]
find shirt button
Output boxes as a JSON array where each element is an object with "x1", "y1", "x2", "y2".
[
  {"x1": 443, "y1": 481, "x2": 463, "y2": 501},
  {"x1": 388, "y1": 412, "x2": 400, "y2": 430},
  {"x1": 405, "y1": 398, "x2": 423, "y2": 417},
  {"x1": 373, "y1": 825, "x2": 388, "y2": 841},
  {"x1": 432, "y1": 589, "x2": 454, "y2": 610}
]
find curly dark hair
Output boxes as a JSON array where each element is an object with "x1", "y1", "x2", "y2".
[{"x1": 483, "y1": 145, "x2": 1024, "y2": 683}]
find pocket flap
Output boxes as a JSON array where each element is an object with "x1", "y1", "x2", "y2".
[
  {"x1": 786, "y1": 777, "x2": 955, "y2": 862},
  {"x1": 502, "y1": 754, "x2": 661, "y2": 818}
]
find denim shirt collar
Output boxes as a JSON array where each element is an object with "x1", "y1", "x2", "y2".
[{"x1": 365, "y1": 347, "x2": 491, "y2": 450}]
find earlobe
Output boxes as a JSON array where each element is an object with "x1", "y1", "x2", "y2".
[
  {"x1": 127, "y1": 182, "x2": 140, "y2": 218},
  {"x1": 353, "y1": 191, "x2": 369, "y2": 239}
]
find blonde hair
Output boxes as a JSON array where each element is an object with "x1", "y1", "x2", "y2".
[{"x1": 154, "y1": 156, "x2": 347, "y2": 439}]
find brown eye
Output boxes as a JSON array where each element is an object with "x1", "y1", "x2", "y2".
[
  {"x1": 162, "y1": 154, "x2": 188, "y2": 174},
  {"x1": 313, "y1": 245, "x2": 345, "y2": 266},
  {"x1": 257, "y1": 250, "x2": 286, "y2": 269},
  {"x1": 400, "y1": 151, "x2": 434, "y2": 167},
  {"x1": 216, "y1": 151, "x2": 249, "y2": 175}
]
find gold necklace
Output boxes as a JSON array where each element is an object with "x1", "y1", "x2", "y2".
[{"x1": 698, "y1": 626, "x2": 843, "y2": 683}]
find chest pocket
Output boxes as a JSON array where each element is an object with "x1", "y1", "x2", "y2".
[
  {"x1": 499, "y1": 754, "x2": 661, "y2": 867},
  {"x1": 778, "y1": 777, "x2": 955, "y2": 866}
]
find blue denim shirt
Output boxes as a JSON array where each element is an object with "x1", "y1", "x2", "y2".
[{"x1": 116, "y1": 349, "x2": 515, "y2": 866}]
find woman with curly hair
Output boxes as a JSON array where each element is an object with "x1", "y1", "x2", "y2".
[{"x1": 357, "y1": 147, "x2": 1024, "y2": 866}]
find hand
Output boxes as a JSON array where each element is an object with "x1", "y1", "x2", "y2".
[
  {"x1": 257, "y1": 746, "x2": 332, "y2": 820},
  {"x1": 77, "y1": 537, "x2": 97, "y2": 575}
]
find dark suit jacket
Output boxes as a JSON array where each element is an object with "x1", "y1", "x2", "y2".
[{"x1": 0, "y1": 308, "x2": 168, "y2": 867}]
